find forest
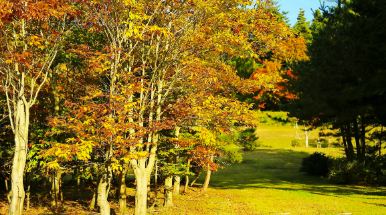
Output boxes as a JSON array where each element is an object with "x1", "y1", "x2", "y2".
[{"x1": 0, "y1": 0, "x2": 385, "y2": 214}]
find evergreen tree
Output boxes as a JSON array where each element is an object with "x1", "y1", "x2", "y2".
[
  {"x1": 310, "y1": 9, "x2": 325, "y2": 35},
  {"x1": 288, "y1": 0, "x2": 386, "y2": 160},
  {"x1": 293, "y1": 9, "x2": 312, "y2": 42}
]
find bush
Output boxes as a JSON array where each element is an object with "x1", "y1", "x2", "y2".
[
  {"x1": 328, "y1": 159, "x2": 363, "y2": 184},
  {"x1": 328, "y1": 155, "x2": 386, "y2": 185},
  {"x1": 243, "y1": 139, "x2": 261, "y2": 151},
  {"x1": 300, "y1": 152, "x2": 331, "y2": 176},
  {"x1": 221, "y1": 144, "x2": 243, "y2": 164},
  {"x1": 320, "y1": 139, "x2": 329, "y2": 148},
  {"x1": 238, "y1": 128, "x2": 260, "y2": 151}
]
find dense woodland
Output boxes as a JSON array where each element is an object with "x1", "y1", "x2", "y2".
[{"x1": 0, "y1": 0, "x2": 385, "y2": 215}]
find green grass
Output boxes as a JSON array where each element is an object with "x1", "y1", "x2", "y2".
[
  {"x1": 160, "y1": 125, "x2": 386, "y2": 215},
  {"x1": 257, "y1": 124, "x2": 344, "y2": 157}
]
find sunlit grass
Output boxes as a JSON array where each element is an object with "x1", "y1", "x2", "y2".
[
  {"x1": 159, "y1": 125, "x2": 386, "y2": 215},
  {"x1": 257, "y1": 124, "x2": 343, "y2": 157}
]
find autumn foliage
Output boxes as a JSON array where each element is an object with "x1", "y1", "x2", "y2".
[{"x1": 0, "y1": 1, "x2": 308, "y2": 215}]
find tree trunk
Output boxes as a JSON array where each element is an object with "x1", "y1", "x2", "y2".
[
  {"x1": 151, "y1": 159, "x2": 159, "y2": 208},
  {"x1": 5, "y1": 178, "x2": 9, "y2": 192},
  {"x1": 119, "y1": 168, "x2": 127, "y2": 215},
  {"x1": 342, "y1": 131, "x2": 349, "y2": 158},
  {"x1": 203, "y1": 155, "x2": 214, "y2": 192},
  {"x1": 173, "y1": 127, "x2": 181, "y2": 195},
  {"x1": 353, "y1": 119, "x2": 361, "y2": 158},
  {"x1": 304, "y1": 127, "x2": 309, "y2": 148},
  {"x1": 379, "y1": 126, "x2": 383, "y2": 156},
  {"x1": 173, "y1": 176, "x2": 180, "y2": 195},
  {"x1": 25, "y1": 185, "x2": 30, "y2": 211},
  {"x1": 184, "y1": 159, "x2": 190, "y2": 193},
  {"x1": 75, "y1": 167, "x2": 81, "y2": 197},
  {"x1": 184, "y1": 175, "x2": 189, "y2": 193},
  {"x1": 9, "y1": 100, "x2": 30, "y2": 215},
  {"x1": 134, "y1": 168, "x2": 148, "y2": 215},
  {"x1": 51, "y1": 170, "x2": 63, "y2": 208},
  {"x1": 89, "y1": 188, "x2": 97, "y2": 210},
  {"x1": 360, "y1": 116, "x2": 366, "y2": 159},
  {"x1": 97, "y1": 172, "x2": 111, "y2": 215},
  {"x1": 345, "y1": 124, "x2": 355, "y2": 160},
  {"x1": 164, "y1": 176, "x2": 173, "y2": 207},
  {"x1": 203, "y1": 168, "x2": 211, "y2": 192}
]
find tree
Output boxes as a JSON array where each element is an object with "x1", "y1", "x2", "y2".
[
  {"x1": 0, "y1": 1, "x2": 75, "y2": 214},
  {"x1": 293, "y1": 9, "x2": 312, "y2": 42},
  {"x1": 288, "y1": 0, "x2": 386, "y2": 161}
]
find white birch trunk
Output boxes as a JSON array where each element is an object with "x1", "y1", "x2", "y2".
[
  {"x1": 164, "y1": 176, "x2": 173, "y2": 207},
  {"x1": 9, "y1": 99, "x2": 30, "y2": 215},
  {"x1": 97, "y1": 174, "x2": 111, "y2": 215},
  {"x1": 134, "y1": 166, "x2": 148, "y2": 215},
  {"x1": 173, "y1": 176, "x2": 180, "y2": 195}
]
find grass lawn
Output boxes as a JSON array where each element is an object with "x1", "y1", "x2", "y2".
[{"x1": 159, "y1": 125, "x2": 386, "y2": 215}]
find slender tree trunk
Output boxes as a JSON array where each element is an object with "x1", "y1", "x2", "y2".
[
  {"x1": 342, "y1": 130, "x2": 349, "y2": 158},
  {"x1": 379, "y1": 126, "x2": 383, "y2": 156},
  {"x1": 346, "y1": 124, "x2": 355, "y2": 160},
  {"x1": 353, "y1": 119, "x2": 361, "y2": 158},
  {"x1": 89, "y1": 187, "x2": 97, "y2": 210},
  {"x1": 51, "y1": 170, "x2": 63, "y2": 208},
  {"x1": 164, "y1": 176, "x2": 173, "y2": 207},
  {"x1": 360, "y1": 116, "x2": 366, "y2": 159},
  {"x1": 119, "y1": 168, "x2": 127, "y2": 215},
  {"x1": 151, "y1": 159, "x2": 158, "y2": 208},
  {"x1": 173, "y1": 176, "x2": 180, "y2": 195},
  {"x1": 203, "y1": 155, "x2": 214, "y2": 192},
  {"x1": 9, "y1": 100, "x2": 30, "y2": 215},
  {"x1": 5, "y1": 178, "x2": 9, "y2": 192},
  {"x1": 75, "y1": 167, "x2": 81, "y2": 197},
  {"x1": 25, "y1": 185, "x2": 30, "y2": 211},
  {"x1": 304, "y1": 127, "x2": 309, "y2": 148},
  {"x1": 184, "y1": 175, "x2": 189, "y2": 193},
  {"x1": 184, "y1": 159, "x2": 191, "y2": 193},
  {"x1": 203, "y1": 168, "x2": 211, "y2": 192},
  {"x1": 173, "y1": 127, "x2": 181, "y2": 195}
]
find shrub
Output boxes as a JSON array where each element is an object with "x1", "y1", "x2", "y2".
[
  {"x1": 243, "y1": 139, "x2": 261, "y2": 151},
  {"x1": 221, "y1": 143, "x2": 243, "y2": 164},
  {"x1": 238, "y1": 128, "x2": 260, "y2": 151},
  {"x1": 329, "y1": 155, "x2": 386, "y2": 185},
  {"x1": 320, "y1": 139, "x2": 329, "y2": 148},
  {"x1": 328, "y1": 159, "x2": 363, "y2": 184},
  {"x1": 300, "y1": 152, "x2": 331, "y2": 176}
]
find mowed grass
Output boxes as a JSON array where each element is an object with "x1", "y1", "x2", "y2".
[
  {"x1": 159, "y1": 125, "x2": 386, "y2": 215},
  {"x1": 256, "y1": 124, "x2": 344, "y2": 157}
]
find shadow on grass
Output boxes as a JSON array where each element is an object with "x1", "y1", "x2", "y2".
[{"x1": 210, "y1": 148, "x2": 386, "y2": 198}]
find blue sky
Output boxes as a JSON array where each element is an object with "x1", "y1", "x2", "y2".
[{"x1": 276, "y1": 0, "x2": 334, "y2": 26}]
